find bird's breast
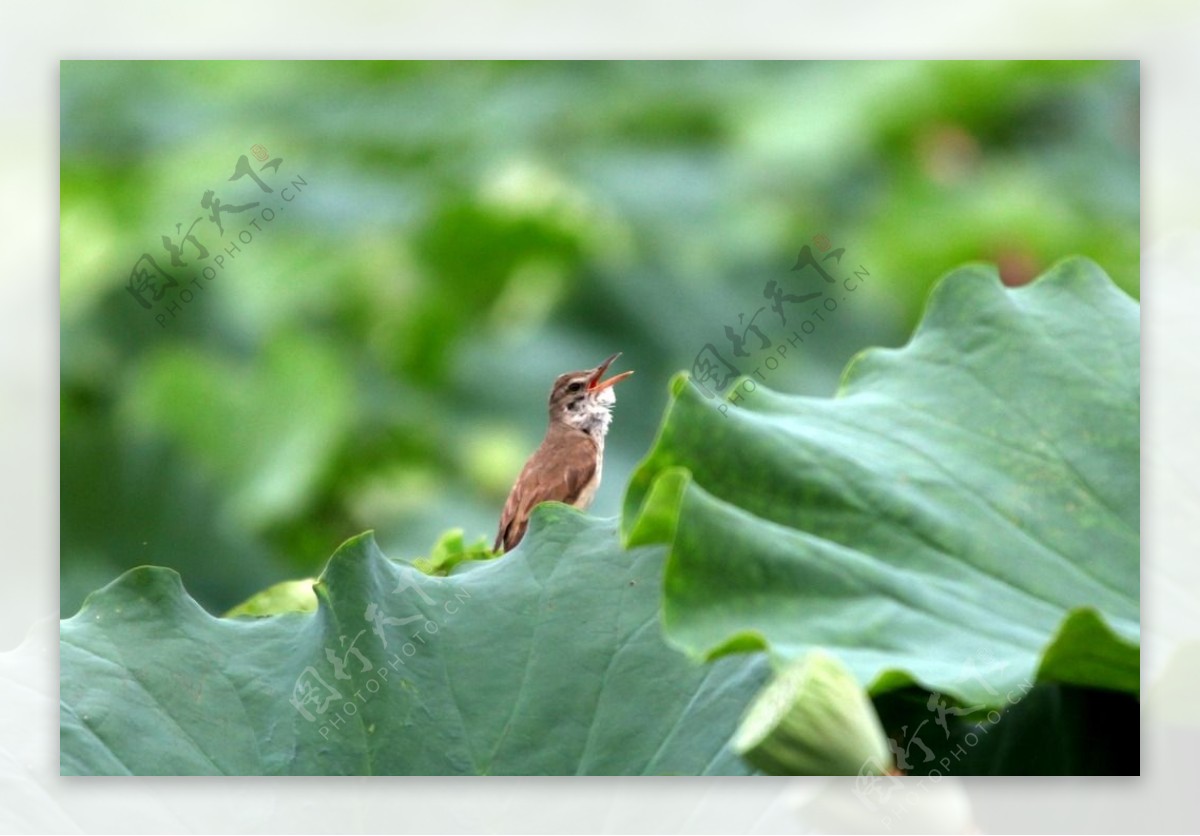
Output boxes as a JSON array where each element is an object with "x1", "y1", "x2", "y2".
[{"x1": 572, "y1": 448, "x2": 603, "y2": 509}]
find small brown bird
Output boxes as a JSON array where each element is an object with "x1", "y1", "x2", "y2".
[{"x1": 494, "y1": 352, "x2": 634, "y2": 553}]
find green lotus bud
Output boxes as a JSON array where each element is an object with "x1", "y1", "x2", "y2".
[{"x1": 732, "y1": 649, "x2": 894, "y2": 776}]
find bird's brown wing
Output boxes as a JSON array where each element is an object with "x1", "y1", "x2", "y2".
[{"x1": 494, "y1": 449, "x2": 596, "y2": 553}]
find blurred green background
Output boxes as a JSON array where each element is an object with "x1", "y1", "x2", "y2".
[{"x1": 60, "y1": 60, "x2": 1139, "y2": 616}]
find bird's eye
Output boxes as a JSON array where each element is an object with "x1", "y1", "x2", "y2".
[{"x1": 567, "y1": 381, "x2": 583, "y2": 393}]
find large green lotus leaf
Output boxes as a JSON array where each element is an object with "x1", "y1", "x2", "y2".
[
  {"x1": 60, "y1": 507, "x2": 769, "y2": 775},
  {"x1": 624, "y1": 257, "x2": 1139, "y2": 708}
]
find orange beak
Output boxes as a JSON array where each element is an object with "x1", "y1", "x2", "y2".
[{"x1": 588, "y1": 352, "x2": 634, "y2": 393}]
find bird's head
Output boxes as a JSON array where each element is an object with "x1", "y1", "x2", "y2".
[{"x1": 547, "y1": 352, "x2": 634, "y2": 435}]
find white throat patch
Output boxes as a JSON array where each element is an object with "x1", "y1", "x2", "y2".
[{"x1": 565, "y1": 386, "x2": 616, "y2": 437}]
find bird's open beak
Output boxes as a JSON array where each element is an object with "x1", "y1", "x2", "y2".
[{"x1": 588, "y1": 352, "x2": 634, "y2": 393}]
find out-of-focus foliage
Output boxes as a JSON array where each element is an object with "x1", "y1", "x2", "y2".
[
  {"x1": 60, "y1": 61, "x2": 1139, "y2": 616},
  {"x1": 410, "y1": 528, "x2": 497, "y2": 576}
]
